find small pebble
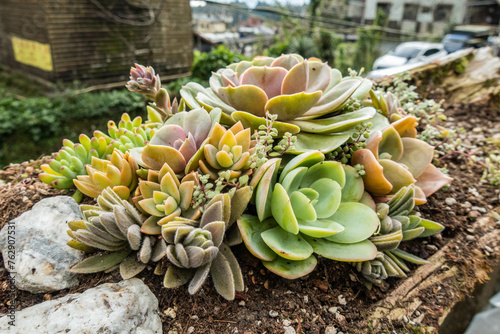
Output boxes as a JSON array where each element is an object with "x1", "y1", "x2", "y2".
[
  {"x1": 269, "y1": 310, "x2": 279, "y2": 318},
  {"x1": 282, "y1": 319, "x2": 292, "y2": 326},
  {"x1": 256, "y1": 321, "x2": 262, "y2": 326},
  {"x1": 239, "y1": 301, "x2": 246, "y2": 307},
  {"x1": 469, "y1": 211, "x2": 480, "y2": 218},
  {"x1": 426, "y1": 244, "x2": 438, "y2": 252},
  {"x1": 324, "y1": 326, "x2": 337, "y2": 334},
  {"x1": 485, "y1": 246, "x2": 493, "y2": 253},
  {"x1": 190, "y1": 315, "x2": 199, "y2": 320},
  {"x1": 466, "y1": 235, "x2": 475, "y2": 241},
  {"x1": 338, "y1": 295, "x2": 347, "y2": 305},
  {"x1": 187, "y1": 327, "x2": 195, "y2": 334},
  {"x1": 445, "y1": 198, "x2": 456, "y2": 206},
  {"x1": 328, "y1": 306, "x2": 338, "y2": 314},
  {"x1": 303, "y1": 295, "x2": 309, "y2": 303},
  {"x1": 164, "y1": 308, "x2": 176, "y2": 319},
  {"x1": 403, "y1": 315, "x2": 409, "y2": 323},
  {"x1": 284, "y1": 326, "x2": 296, "y2": 334}
]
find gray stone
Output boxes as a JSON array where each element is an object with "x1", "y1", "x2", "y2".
[
  {"x1": 0, "y1": 278, "x2": 162, "y2": 333},
  {"x1": 284, "y1": 326, "x2": 296, "y2": 334},
  {"x1": 0, "y1": 196, "x2": 84, "y2": 293},
  {"x1": 324, "y1": 326, "x2": 337, "y2": 334}
]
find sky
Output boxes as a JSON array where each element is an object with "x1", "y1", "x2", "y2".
[{"x1": 191, "y1": 0, "x2": 310, "y2": 8}]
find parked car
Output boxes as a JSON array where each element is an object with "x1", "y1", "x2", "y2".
[
  {"x1": 442, "y1": 25, "x2": 491, "y2": 53},
  {"x1": 372, "y1": 41, "x2": 448, "y2": 70}
]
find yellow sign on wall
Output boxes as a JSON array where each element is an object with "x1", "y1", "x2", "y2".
[{"x1": 11, "y1": 36, "x2": 53, "y2": 72}]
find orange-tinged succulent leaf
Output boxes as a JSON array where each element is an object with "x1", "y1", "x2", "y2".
[
  {"x1": 208, "y1": 123, "x2": 226, "y2": 147},
  {"x1": 179, "y1": 181, "x2": 195, "y2": 211},
  {"x1": 216, "y1": 150, "x2": 234, "y2": 168},
  {"x1": 139, "y1": 181, "x2": 161, "y2": 199},
  {"x1": 240, "y1": 66, "x2": 288, "y2": 99},
  {"x1": 365, "y1": 131, "x2": 382, "y2": 158},
  {"x1": 218, "y1": 85, "x2": 268, "y2": 117},
  {"x1": 106, "y1": 164, "x2": 122, "y2": 186},
  {"x1": 234, "y1": 128, "x2": 251, "y2": 151},
  {"x1": 281, "y1": 61, "x2": 309, "y2": 95},
  {"x1": 351, "y1": 149, "x2": 393, "y2": 196},
  {"x1": 392, "y1": 116, "x2": 418, "y2": 138},
  {"x1": 219, "y1": 129, "x2": 238, "y2": 149},
  {"x1": 160, "y1": 173, "x2": 180, "y2": 202},
  {"x1": 204, "y1": 144, "x2": 222, "y2": 169},
  {"x1": 142, "y1": 144, "x2": 186, "y2": 173},
  {"x1": 139, "y1": 198, "x2": 165, "y2": 217},
  {"x1": 158, "y1": 163, "x2": 180, "y2": 187},
  {"x1": 112, "y1": 186, "x2": 130, "y2": 200},
  {"x1": 398, "y1": 138, "x2": 434, "y2": 179},
  {"x1": 379, "y1": 159, "x2": 416, "y2": 195},
  {"x1": 415, "y1": 164, "x2": 453, "y2": 197},
  {"x1": 265, "y1": 91, "x2": 322, "y2": 121},
  {"x1": 231, "y1": 152, "x2": 250, "y2": 171}
]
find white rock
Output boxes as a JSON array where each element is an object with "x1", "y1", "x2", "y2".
[
  {"x1": 269, "y1": 310, "x2": 279, "y2": 317},
  {"x1": 0, "y1": 278, "x2": 162, "y2": 333},
  {"x1": 325, "y1": 325, "x2": 337, "y2": 334},
  {"x1": 284, "y1": 326, "x2": 296, "y2": 334},
  {"x1": 445, "y1": 197, "x2": 457, "y2": 206},
  {"x1": 0, "y1": 196, "x2": 84, "y2": 293},
  {"x1": 338, "y1": 294, "x2": 347, "y2": 305}
]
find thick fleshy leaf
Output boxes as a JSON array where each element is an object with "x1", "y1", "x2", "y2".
[
  {"x1": 281, "y1": 61, "x2": 308, "y2": 95},
  {"x1": 379, "y1": 126, "x2": 403, "y2": 161},
  {"x1": 310, "y1": 179, "x2": 342, "y2": 218},
  {"x1": 211, "y1": 252, "x2": 236, "y2": 300},
  {"x1": 301, "y1": 78, "x2": 364, "y2": 118},
  {"x1": 402, "y1": 227, "x2": 425, "y2": 241},
  {"x1": 369, "y1": 230, "x2": 403, "y2": 251},
  {"x1": 188, "y1": 263, "x2": 211, "y2": 295},
  {"x1": 271, "y1": 54, "x2": 300, "y2": 70},
  {"x1": 326, "y1": 202, "x2": 379, "y2": 244},
  {"x1": 415, "y1": 164, "x2": 453, "y2": 197},
  {"x1": 231, "y1": 111, "x2": 300, "y2": 137},
  {"x1": 291, "y1": 107, "x2": 375, "y2": 133},
  {"x1": 240, "y1": 66, "x2": 287, "y2": 99},
  {"x1": 262, "y1": 255, "x2": 317, "y2": 279},
  {"x1": 379, "y1": 159, "x2": 416, "y2": 194},
  {"x1": 200, "y1": 201, "x2": 223, "y2": 228},
  {"x1": 237, "y1": 214, "x2": 278, "y2": 261},
  {"x1": 69, "y1": 250, "x2": 130, "y2": 273},
  {"x1": 279, "y1": 151, "x2": 324, "y2": 183},
  {"x1": 398, "y1": 138, "x2": 434, "y2": 179},
  {"x1": 392, "y1": 116, "x2": 418, "y2": 138},
  {"x1": 305, "y1": 236, "x2": 377, "y2": 262},
  {"x1": 203, "y1": 221, "x2": 226, "y2": 248},
  {"x1": 417, "y1": 219, "x2": 445, "y2": 237},
  {"x1": 261, "y1": 227, "x2": 313, "y2": 260},
  {"x1": 218, "y1": 85, "x2": 268, "y2": 117},
  {"x1": 150, "y1": 124, "x2": 186, "y2": 146},
  {"x1": 290, "y1": 191, "x2": 317, "y2": 222},
  {"x1": 306, "y1": 61, "x2": 331, "y2": 93},
  {"x1": 164, "y1": 265, "x2": 194, "y2": 288},
  {"x1": 120, "y1": 254, "x2": 147, "y2": 279},
  {"x1": 289, "y1": 133, "x2": 350, "y2": 154},
  {"x1": 230, "y1": 186, "x2": 254, "y2": 227},
  {"x1": 301, "y1": 160, "x2": 345, "y2": 187},
  {"x1": 389, "y1": 249, "x2": 429, "y2": 265},
  {"x1": 359, "y1": 191, "x2": 376, "y2": 211},
  {"x1": 219, "y1": 243, "x2": 244, "y2": 291},
  {"x1": 298, "y1": 219, "x2": 344, "y2": 238},
  {"x1": 265, "y1": 91, "x2": 322, "y2": 121},
  {"x1": 142, "y1": 145, "x2": 186, "y2": 173},
  {"x1": 341, "y1": 165, "x2": 364, "y2": 202},
  {"x1": 271, "y1": 184, "x2": 299, "y2": 234},
  {"x1": 281, "y1": 167, "x2": 307, "y2": 194},
  {"x1": 351, "y1": 149, "x2": 393, "y2": 196}
]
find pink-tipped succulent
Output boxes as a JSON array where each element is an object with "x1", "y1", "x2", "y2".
[
  {"x1": 126, "y1": 63, "x2": 161, "y2": 100},
  {"x1": 351, "y1": 117, "x2": 452, "y2": 204},
  {"x1": 181, "y1": 54, "x2": 374, "y2": 152},
  {"x1": 139, "y1": 108, "x2": 217, "y2": 174}
]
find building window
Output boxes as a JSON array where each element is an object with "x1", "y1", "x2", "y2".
[
  {"x1": 434, "y1": 4, "x2": 453, "y2": 22},
  {"x1": 403, "y1": 4, "x2": 419, "y2": 21},
  {"x1": 421, "y1": 6, "x2": 431, "y2": 14},
  {"x1": 377, "y1": 2, "x2": 392, "y2": 17}
]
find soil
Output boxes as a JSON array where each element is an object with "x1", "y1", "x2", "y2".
[{"x1": 0, "y1": 90, "x2": 499, "y2": 334}]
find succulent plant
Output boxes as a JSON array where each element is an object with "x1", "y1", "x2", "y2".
[
  {"x1": 135, "y1": 108, "x2": 220, "y2": 174},
  {"x1": 238, "y1": 151, "x2": 380, "y2": 279},
  {"x1": 162, "y1": 193, "x2": 248, "y2": 300},
  {"x1": 365, "y1": 90, "x2": 407, "y2": 122},
  {"x1": 180, "y1": 54, "x2": 375, "y2": 153},
  {"x1": 351, "y1": 117, "x2": 452, "y2": 204},
  {"x1": 354, "y1": 185, "x2": 444, "y2": 288},
  {"x1": 93, "y1": 113, "x2": 158, "y2": 154},
  {"x1": 133, "y1": 163, "x2": 200, "y2": 226},
  {"x1": 73, "y1": 148, "x2": 138, "y2": 200},
  {"x1": 68, "y1": 187, "x2": 166, "y2": 279},
  {"x1": 197, "y1": 121, "x2": 255, "y2": 179},
  {"x1": 40, "y1": 134, "x2": 110, "y2": 190}
]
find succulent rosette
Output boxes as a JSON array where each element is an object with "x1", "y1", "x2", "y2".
[
  {"x1": 238, "y1": 151, "x2": 380, "y2": 279},
  {"x1": 181, "y1": 54, "x2": 375, "y2": 153},
  {"x1": 134, "y1": 163, "x2": 199, "y2": 226},
  {"x1": 163, "y1": 191, "x2": 251, "y2": 300},
  {"x1": 196, "y1": 121, "x2": 255, "y2": 179},
  {"x1": 355, "y1": 186, "x2": 444, "y2": 288},
  {"x1": 134, "y1": 107, "x2": 220, "y2": 174},
  {"x1": 39, "y1": 134, "x2": 110, "y2": 189},
  {"x1": 67, "y1": 187, "x2": 167, "y2": 279},
  {"x1": 73, "y1": 148, "x2": 138, "y2": 200},
  {"x1": 352, "y1": 117, "x2": 452, "y2": 204}
]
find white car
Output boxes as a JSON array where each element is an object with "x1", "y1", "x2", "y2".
[{"x1": 372, "y1": 42, "x2": 448, "y2": 70}]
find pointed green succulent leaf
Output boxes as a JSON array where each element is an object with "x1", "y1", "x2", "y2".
[
  {"x1": 261, "y1": 227, "x2": 313, "y2": 260},
  {"x1": 279, "y1": 151, "x2": 324, "y2": 183},
  {"x1": 69, "y1": 250, "x2": 131, "y2": 273},
  {"x1": 164, "y1": 265, "x2": 195, "y2": 288},
  {"x1": 298, "y1": 219, "x2": 344, "y2": 238},
  {"x1": 288, "y1": 132, "x2": 350, "y2": 154},
  {"x1": 341, "y1": 165, "x2": 364, "y2": 202},
  {"x1": 291, "y1": 107, "x2": 375, "y2": 133},
  {"x1": 417, "y1": 219, "x2": 445, "y2": 237},
  {"x1": 271, "y1": 183, "x2": 299, "y2": 234},
  {"x1": 265, "y1": 91, "x2": 322, "y2": 121}
]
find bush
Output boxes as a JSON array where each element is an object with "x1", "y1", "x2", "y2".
[{"x1": 191, "y1": 46, "x2": 247, "y2": 81}]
